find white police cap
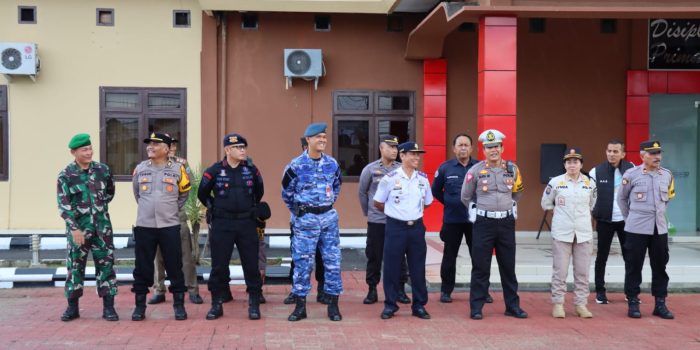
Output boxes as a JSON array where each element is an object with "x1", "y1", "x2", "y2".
[{"x1": 478, "y1": 129, "x2": 505, "y2": 147}]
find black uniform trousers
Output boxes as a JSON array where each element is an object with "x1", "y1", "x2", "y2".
[
  {"x1": 624, "y1": 227, "x2": 669, "y2": 298},
  {"x1": 132, "y1": 225, "x2": 186, "y2": 294},
  {"x1": 383, "y1": 217, "x2": 427, "y2": 311},
  {"x1": 470, "y1": 216, "x2": 519, "y2": 312},
  {"x1": 594, "y1": 220, "x2": 628, "y2": 293},
  {"x1": 366, "y1": 222, "x2": 408, "y2": 287},
  {"x1": 288, "y1": 222, "x2": 325, "y2": 290},
  {"x1": 440, "y1": 222, "x2": 473, "y2": 294},
  {"x1": 208, "y1": 217, "x2": 262, "y2": 296}
]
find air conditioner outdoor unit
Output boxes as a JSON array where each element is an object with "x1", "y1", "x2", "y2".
[
  {"x1": 284, "y1": 48, "x2": 323, "y2": 90},
  {"x1": 0, "y1": 42, "x2": 40, "y2": 81}
]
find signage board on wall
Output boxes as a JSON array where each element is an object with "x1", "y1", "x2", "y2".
[{"x1": 648, "y1": 19, "x2": 700, "y2": 70}]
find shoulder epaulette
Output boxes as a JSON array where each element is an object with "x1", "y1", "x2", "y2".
[{"x1": 417, "y1": 171, "x2": 427, "y2": 178}]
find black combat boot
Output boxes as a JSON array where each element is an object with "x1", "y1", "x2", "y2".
[
  {"x1": 317, "y1": 290, "x2": 330, "y2": 305},
  {"x1": 61, "y1": 298, "x2": 80, "y2": 322},
  {"x1": 327, "y1": 295, "x2": 342, "y2": 321},
  {"x1": 248, "y1": 292, "x2": 262, "y2": 320},
  {"x1": 627, "y1": 296, "x2": 641, "y2": 318},
  {"x1": 206, "y1": 296, "x2": 224, "y2": 320},
  {"x1": 283, "y1": 292, "x2": 297, "y2": 305},
  {"x1": 288, "y1": 296, "x2": 307, "y2": 321},
  {"x1": 102, "y1": 295, "x2": 119, "y2": 321},
  {"x1": 397, "y1": 283, "x2": 411, "y2": 304},
  {"x1": 173, "y1": 293, "x2": 188, "y2": 320},
  {"x1": 363, "y1": 285, "x2": 378, "y2": 304},
  {"x1": 131, "y1": 294, "x2": 147, "y2": 321},
  {"x1": 652, "y1": 297, "x2": 674, "y2": 319}
]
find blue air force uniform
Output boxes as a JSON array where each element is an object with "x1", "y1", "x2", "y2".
[
  {"x1": 373, "y1": 142, "x2": 433, "y2": 316},
  {"x1": 282, "y1": 126, "x2": 343, "y2": 298}
]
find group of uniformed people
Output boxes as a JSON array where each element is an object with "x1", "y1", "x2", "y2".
[{"x1": 57, "y1": 123, "x2": 677, "y2": 322}]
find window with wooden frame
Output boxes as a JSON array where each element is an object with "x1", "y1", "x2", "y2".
[
  {"x1": 0, "y1": 86, "x2": 8, "y2": 181},
  {"x1": 333, "y1": 90, "x2": 415, "y2": 181},
  {"x1": 99, "y1": 87, "x2": 186, "y2": 180}
]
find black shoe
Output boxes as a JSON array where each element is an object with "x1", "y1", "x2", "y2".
[
  {"x1": 102, "y1": 295, "x2": 119, "y2": 321},
  {"x1": 131, "y1": 294, "x2": 147, "y2": 321},
  {"x1": 288, "y1": 296, "x2": 307, "y2": 322},
  {"x1": 248, "y1": 293, "x2": 262, "y2": 320},
  {"x1": 595, "y1": 291, "x2": 609, "y2": 304},
  {"x1": 317, "y1": 290, "x2": 330, "y2": 305},
  {"x1": 206, "y1": 300, "x2": 223, "y2": 320},
  {"x1": 470, "y1": 310, "x2": 483, "y2": 320},
  {"x1": 627, "y1": 297, "x2": 641, "y2": 318},
  {"x1": 380, "y1": 307, "x2": 398, "y2": 319},
  {"x1": 504, "y1": 307, "x2": 528, "y2": 319},
  {"x1": 260, "y1": 293, "x2": 267, "y2": 304},
  {"x1": 653, "y1": 297, "x2": 674, "y2": 319},
  {"x1": 283, "y1": 292, "x2": 297, "y2": 305},
  {"x1": 173, "y1": 293, "x2": 188, "y2": 321},
  {"x1": 412, "y1": 307, "x2": 431, "y2": 320},
  {"x1": 61, "y1": 298, "x2": 80, "y2": 322},
  {"x1": 363, "y1": 285, "x2": 378, "y2": 304},
  {"x1": 221, "y1": 291, "x2": 234, "y2": 303},
  {"x1": 439, "y1": 292, "x2": 452, "y2": 303},
  {"x1": 147, "y1": 293, "x2": 166, "y2": 305},
  {"x1": 327, "y1": 295, "x2": 342, "y2": 321},
  {"x1": 189, "y1": 293, "x2": 204, "y2": 304},
  {"x1": 485, "y1": 294, "x2": 494, "y2": 304},
  {"x1": 397, "y1": 285, "x2": 411, "y2": 304}
]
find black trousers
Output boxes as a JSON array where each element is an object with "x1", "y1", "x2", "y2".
[
  {"x1": 132, "y1": 225, "x2": 186, "y2": 294},
  {"x1": 624, "y1": 228, "x2": 669, "y2": 298},
  {"x1": 470, "y1": 216, "x2": 519, "y2": 311},
  {"x1": 208, "y1": 217, "x2": 262, "y2": 296},
  {"x1": 288, "y1": 222, "x2": 325, "y2": 290},
  {"x1": 383, "y1": 217, "x2": 427, "y2": 311},
  {"x1": 594, "y1": 220, "x2": 627, "y2": 292},
  {"x1": 366, "y1": 222, "x2": 408, "y2": 287},
  {"x1": 440, "y1": 222, "x2": 473, "y2": 294}
]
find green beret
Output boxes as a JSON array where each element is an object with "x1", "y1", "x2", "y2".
[{"x1": 68, "y1": 133, "x2": 91, "y2": 150}]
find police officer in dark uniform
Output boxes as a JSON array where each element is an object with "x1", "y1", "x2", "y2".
[
  {"x1": 618, "y1": 140, "x2": 675, "y2": 319},
  {"x1": 461, "y1": 129, "x2": 527, "y2": 320},
  {"x1": 373, "y1": 142, "x2": 433, "y2": 320},
  {"x1": 432, "y1": 133, "x2": 492, "y2": 304},
  {"x1": 198, "y1": 133, "x2": 265, "y2": 320}
]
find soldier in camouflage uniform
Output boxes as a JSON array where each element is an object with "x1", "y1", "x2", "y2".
[
  {"x1": 57, "y1": 133, "x2": 118, "y2": 322},
  {"x1": 282, "y1": 123, "x2": 343, "y2": 322}
]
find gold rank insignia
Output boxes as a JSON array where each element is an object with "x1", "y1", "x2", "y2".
[
  {"x1": 486, "y1": 131, "x2": 495, "y2": 141},
  {"x1": 229, "y1": 135, "x2": 238, "y2": 144},
  {"x1": 479, "y1": 169, "x2": 488, "y2": 175},
  {"x1": 653, "y1": 142, "x2": 659, "y2": 148}
]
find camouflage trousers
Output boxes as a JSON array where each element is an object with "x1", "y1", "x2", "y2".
[
  {"x1": 291, "y1": 209, "x2": 342, "y2": 297},
  {"x1": 65, "y1": 228, "x2": 117, "y2": 299}
]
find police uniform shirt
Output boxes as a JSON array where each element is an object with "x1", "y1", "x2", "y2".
[
  {"x1": 541, "y1": 173, "x2": 597, "y2": 243},
  {"x1": 358, "y1": 159, "x2": 400, "y2": 224},
  {"x1": 431, "y1": 158, "x2": 479, "y2": 223},
  {"x1": 461, "y1": 160, "x2": 523, "y2": 211},
  {"x1": 373, "y1": 167, "x2": 433, "y2": 221},
  {"x1": 198, "y1": 158, "x2": 264, "y2": 214},
  {"x1": 618, "y1": 165, "x2": 675, "y2": 235},
  {"x1": 589, "y1": 167, "x2": 624, "y2": 222},
  {"x1": 133, "y1": 160, "x2": 191, "y2": 228}
]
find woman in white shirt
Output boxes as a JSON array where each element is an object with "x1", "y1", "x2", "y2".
[{"x1": 541, "y1": 148, "x2": 597, "y2": 318}]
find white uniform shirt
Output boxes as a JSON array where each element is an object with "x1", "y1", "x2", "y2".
[
  {"x1": 589, "y1": 167, "x2": 623, "y2": 222},
  {"x1": 541, "y1": 173, "x2": 597, "y2": 243},
  {"x1": 374, "y1": 167, "x2": 433, "y2": 221}
]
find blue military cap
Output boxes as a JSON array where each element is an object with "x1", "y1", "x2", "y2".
[
  {"x1": 223, "y1": 133, "x2": 248, "y2": 147},
  {"x1": 398, "y1": 142, "x2": 426, "y2": 153},
  {"x1": 478, "y1": 129, "x2": 505, "y2": 148},
  {"x1": 640, "y1": 140, "x2": 662, "y2": 154},
  {"x1": 304, "y1": 122, "x2": 327, "y2": 137}
]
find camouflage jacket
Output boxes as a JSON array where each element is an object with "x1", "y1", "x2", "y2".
[{"x1": 57, "y1": 161, "x2": 115, "y2": 231}]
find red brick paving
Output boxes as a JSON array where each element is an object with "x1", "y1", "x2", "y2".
[{"x1": 1, "y1": 272, "x2": 699, "y2": 349}]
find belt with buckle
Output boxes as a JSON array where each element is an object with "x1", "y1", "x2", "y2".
[
  {"x1": 476, "y1": 209, "x2": 512, "y2": 219},
  {"x1": 388, "y1": 217, "x2": 423, "y2": 226}
]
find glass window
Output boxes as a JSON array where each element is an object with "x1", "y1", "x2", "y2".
[
  {"x1": 105, "y1": 118, "x2": 140, "y2": 177},
  {"x1": 334, "y1": 92, "x2": 371, "y2": 114},
  {"x1": 101, "y1": 87, "x2": 186, "y2": 179},
  {"x1": 336, "y1": 119, "x2": 370, "y2": 177}
]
